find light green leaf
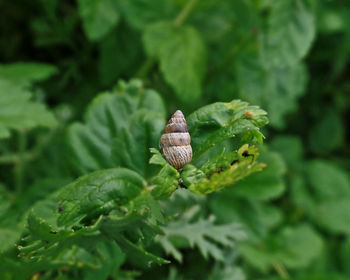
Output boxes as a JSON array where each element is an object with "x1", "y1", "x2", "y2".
[
  {"x1": 78, "y1": 0, "x2": 120, "y2": 41},
  {"x1": 67, "y1": 80, "x2": 166, "y2": 175},
  {"x1": 260, "y1": 0, "x2": 316, "y2": 67},
  {"x1": 0, "y1": 79, "x2": 57, "y2": 138},
  {"x1": 187, "y1": 100, "x2": 268, "y2": 161},
  {"x1": 143, "y1": 21, "x2": 207, "y2": 102},
  {"x1": 232, "y1": 147, "x2": 287, "y2": 201},
  {"x1": 157, "y1": 209, "x2": 246, "y2": 262},
  {"x1": 0, "y1": 62, "x2": 58, "y2": 87},
  {"x1": 0, "y1": 123, "x2": 10, "y2": 138},
  {"x1": 182, "y1": 145, "x2": 266, "y2": 194}
]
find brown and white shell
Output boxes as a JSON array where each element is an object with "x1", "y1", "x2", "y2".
[{"x1": 160, "y1": 110, "x2": 192, "y2": 170}]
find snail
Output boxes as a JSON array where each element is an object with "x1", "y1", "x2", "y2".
[{"x1": 159, "y1": 110, "x2": 192, "y2": 170}]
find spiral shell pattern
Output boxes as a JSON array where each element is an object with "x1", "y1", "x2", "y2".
[{"x1": 160, "y1": 110, "x2": 192, "y2": 170}]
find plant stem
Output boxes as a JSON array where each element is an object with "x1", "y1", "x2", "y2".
[
  {"x1": 135, "y1": 0, "x2": 199, "y2": 78},
  {"x1": 173, "y1": 0, "x2": 198, "y2": 27},
  {"x1": 272, "y1": 262, "x2": 290, "y2": 280},
  {"x1": 0, "y1": 128, "x2": 57, "y2": 165},
  {"x1": 136, "y1": 58, "x2": 156, "y2": 79},
  {"x1": 15, "y1": 131, "x2": 27, "y2": 195}
]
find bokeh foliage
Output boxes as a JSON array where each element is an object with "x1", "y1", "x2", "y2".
[{"x1": 0, "y1": 0, "x2": 349, "y2": 279}]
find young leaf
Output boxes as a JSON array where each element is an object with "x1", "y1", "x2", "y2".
[
  {"x1": 182, "y1": 145, "x2": 266, "y2": 194},
  {"x1": 143, "y1": 21, "x2": 207, "y2": 103},
  {"x1": 77, "y1": 0, "x2": 120, "y2": 41}
]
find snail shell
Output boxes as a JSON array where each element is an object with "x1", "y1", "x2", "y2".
[{"x1": 160, "y1": 110, "x2": 192, "y2": 170}]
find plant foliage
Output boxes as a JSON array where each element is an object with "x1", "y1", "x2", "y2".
[{"x1": 0, "y1": 0, "x2": 349, "y2": 279}]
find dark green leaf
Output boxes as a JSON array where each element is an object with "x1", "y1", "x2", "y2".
[
  {"x1": 260, "y1": 0, "x2": 316, "y2": 67},
  {"x1": 67, "y1": 80, "x2": 166, "y2": 175},
  {"x1": 236, "y1": 54, "x2": 307, "y2": 129},
  {"x1": 78, "y1": 0, "x2": 120, "y2": 41},
  {"x1": 241, "y1": 224, "x2": 323, "y2": 271},
  {"x1": 143, "y1": 21, "x2": 207, "y2": 102}
]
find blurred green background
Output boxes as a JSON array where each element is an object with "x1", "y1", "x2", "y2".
[{"x1": 0, "y1": 0, "x2": 349, "y2": 279}]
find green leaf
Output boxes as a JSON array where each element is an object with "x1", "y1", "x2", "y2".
[
  {"x1": 308, "y1": 110, "x2": 344, "y2": 154},
  {"x1": 241, "y1": 224, "x2": 323, "y2": 272},
  {"x1": 114, "y1": 235, "x2": 169, "y2": 267},
  {"x1": 0, "y1": 63, "x2": 58, "y2": 87},
  {"x1": 22, "y1": 167, "x2": 168, "y2": 270},
  {"x1": 306, "y1": 160, "x2": 350, "y2": 201},
  {"x1": 78, "y1": 0, "x2": 120, "y2": 41},
  {"x1": 232, "y1": 147, "x2": 287, "y2": 201},
  {"x1": 182, "y1": 145, "x2": 266, "y2": 194},
  {"x1": 236, "y1": 54, "x2": 307, "y2": 129},
  {"x1": 210, "y1": 195, "x2": 283, "y2": 242},
  {"x1": 67, "y1": 80, "x2": 166, "y2": 175},
  {"x1": 98, "y1": 25, "x2": 142, "y2": 86},
  {"x1": 0, "y1": 79, "x2": 57, "y2": 138},
  {"x1": 291, "y1": 160, "x2": 350, "y2": 234},
  {"x1": 260, "y1": 0, "x2": 316, "y2": 67},
  {"x1": 118, "y1": 0, "x2": 174, "y2": 30},
  {"x1": 112, "y1": 110, "x2": 165, "y2": 178},
  {"x1": 143, "y1": 21, "x2": 207, "y2": 102},
  {"x1": 187, "y1": 100, "x2": 268, "y2": 161},
  {"x1": 82, "y1": 241, "x2": 125, "y2": 280},
  {"x1": 270, "y1": 135, "x2": 304, "y2": 170},
  {"x1": 149, "y1": 149, "x2": 180, "y2": 200},
  {"x1": 56, "y1": 168, "x2": 146, "y2": 227},
  {"x1": 157, "y1": 208, "x2": 246, "y2": 262}
]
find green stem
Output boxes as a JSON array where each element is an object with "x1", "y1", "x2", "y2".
[
  {"x1": 272, "y1": 262, "x2": 290, "y2": 280},
  {"x1": 15, "y1": 131, "x2": 27, "y2": 195},
  {"x1": 135, "y1": 0, "x2": 199, "y2": 78},
  {"x1": 173, "y1": 0, "x2": 198, "y2": 27},
  {"x1": 0, "y1": 128, "x2": 57, "y2": 165},
  {"x1": 136, "y1": 57, "x2": 156, "y2": 79}
]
